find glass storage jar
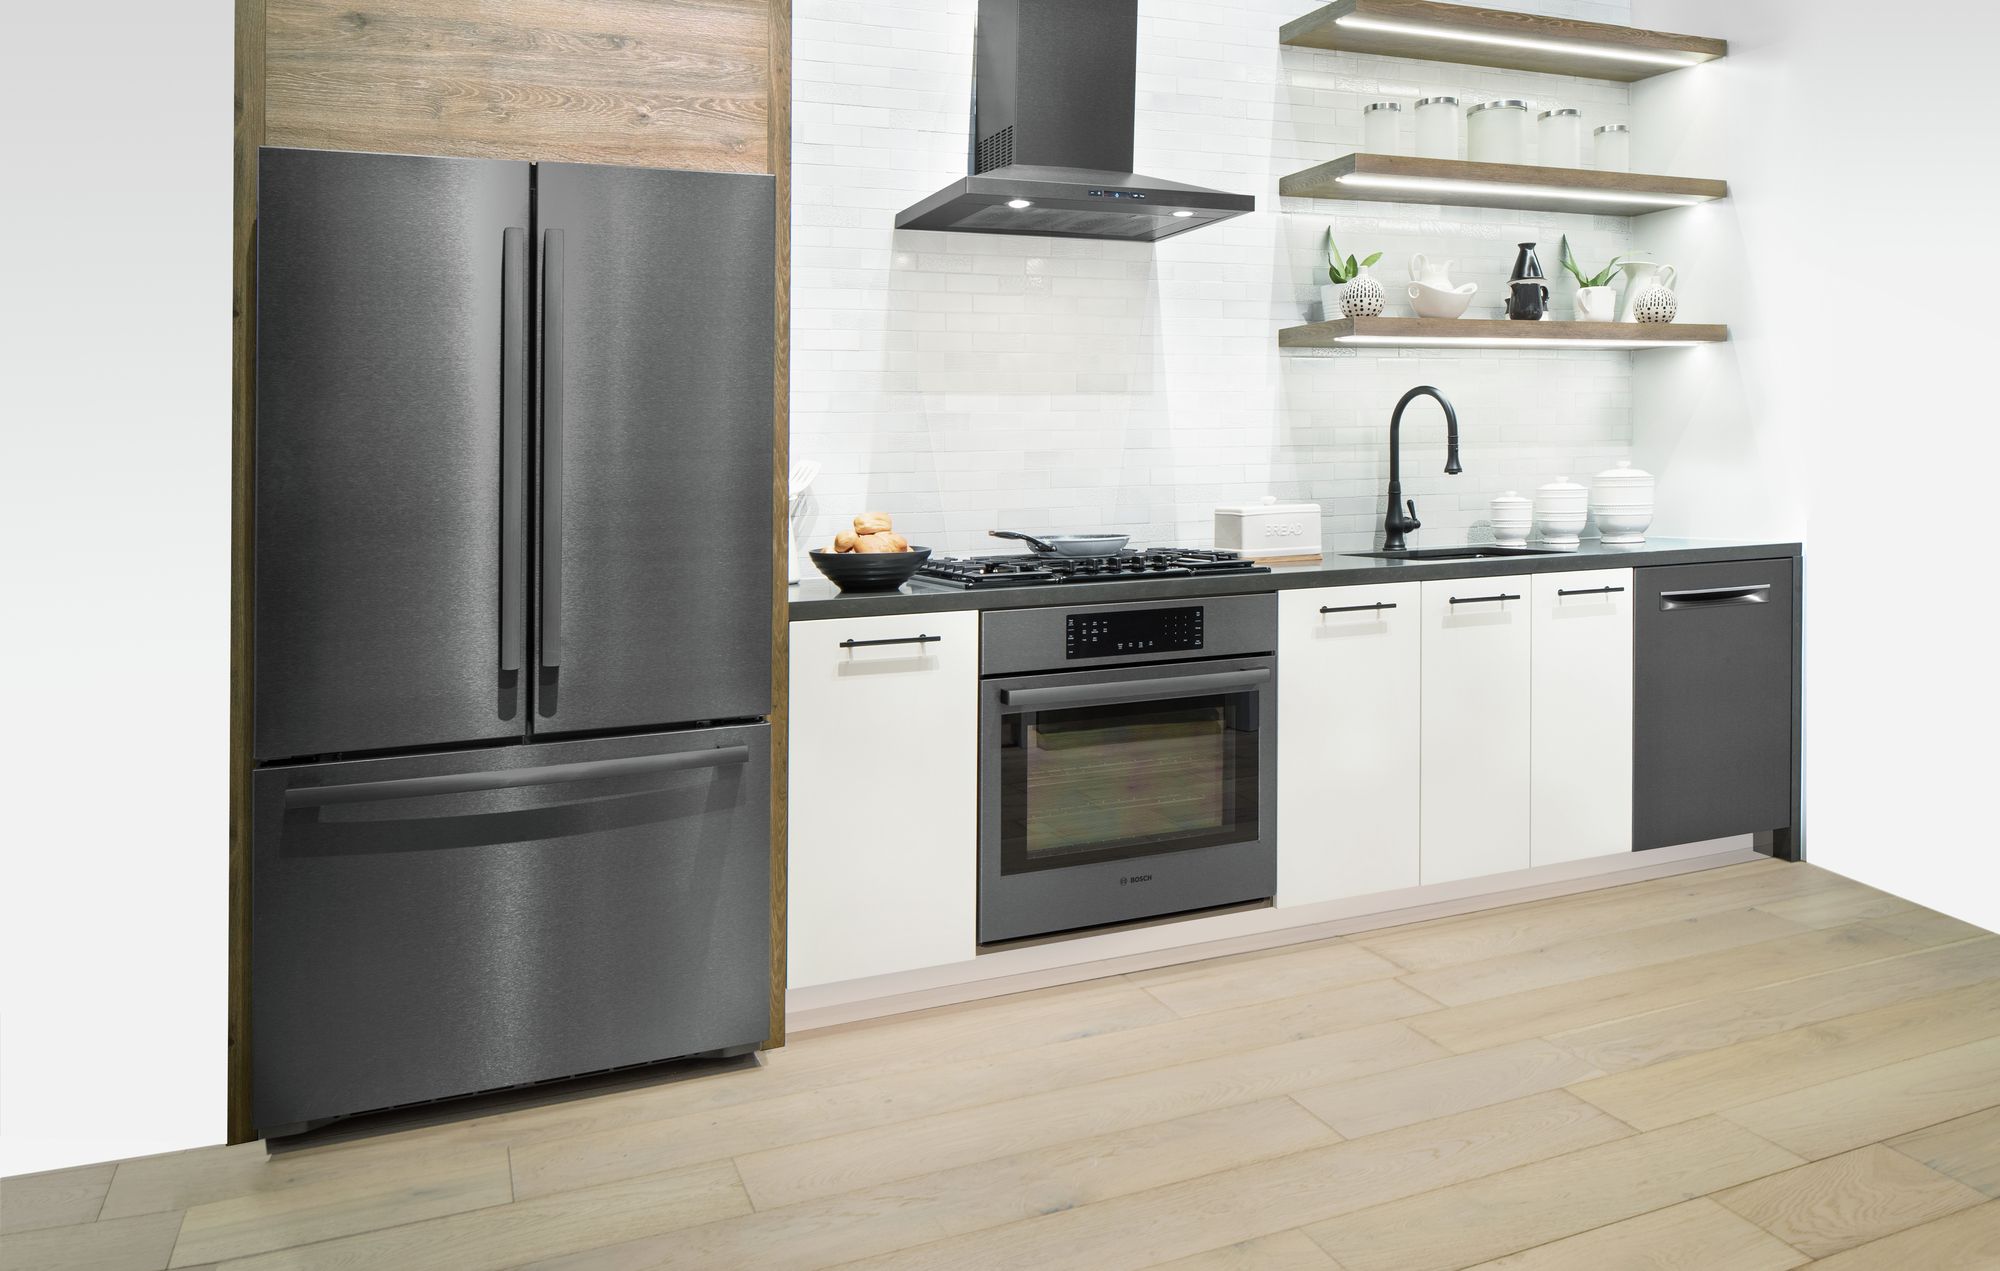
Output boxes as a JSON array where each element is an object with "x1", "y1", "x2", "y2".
[
  {"x1": 1414, "y1": 96, "x2": 1461, "y2": 159},
  {"x1": 1594, "y1": 124, "x2": 1631, "y2": 172},
  {"x1": 1467, "y1": 99, "x2": 1529, "y2": 163},
  {"x1": 1538, "y1": 108, "x2": 1583, "y2": 167},
  {"x1": 1363, "y1": 101, "x2": 1401, "y2": 154}
]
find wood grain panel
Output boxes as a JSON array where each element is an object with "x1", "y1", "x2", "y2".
[
  {"x1": 1715, "y1": 1144, "x2": 1985, "y2": 1259},
  {"x1": 264, "y1": 0, "x2": 771, "y2": 170},
  {"x1": 1461, "y1": 1199, "x2": 1806, "y2": 1271},
  {"x1": 1279, "y1": 152, "x2": 1727, "y2": 214},
  {"x1": 1281, "y1": 317, "x2": 1730, "y2": 349},
  {"x1": 1890, "y1": 1107, "x2": 2000, "y2": 1198},
  {"x1": 765, "y1": 0, "x2": 790, "y2": 1051}
]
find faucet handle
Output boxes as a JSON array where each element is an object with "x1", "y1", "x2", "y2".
[{"x1": 1404, "y1": 499, "x2": 1421, "y2": 531}]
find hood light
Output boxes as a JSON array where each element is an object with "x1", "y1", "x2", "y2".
[
  {"x1": 1334, "y1": 172, "x2": 1708, "y2": 209},
  {"x1": 1333, "y1": 14, "x2": 1710, "y2": 69},
  {"x1": 1007, "y1": 199, "x2": 1033, "y2": 209},
  {"x1": 1171, "y1": 210, "x2": 1195, "y2": 218}
]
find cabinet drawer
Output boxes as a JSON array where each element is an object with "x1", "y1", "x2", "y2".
[
  {"x1": 1277, "y1": 584, "x2": 1421, "y2": 905},
  {"x1": 1531, "y1": 569, "x2": 1633, "y2": 865},
  {"x1": 1421, "y1": 577, "x2": 1532, "y2": 885},
  {"x1": 788, "y1": 610, "x2": 980, "y2": 987}
]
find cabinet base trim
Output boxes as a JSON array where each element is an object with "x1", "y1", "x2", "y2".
[{"x1": 787, "y1": 837, "x2": 1757, "y2": 1033}]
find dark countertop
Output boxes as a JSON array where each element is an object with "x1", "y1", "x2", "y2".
[{"x1": 788, "y1": 538, "x2": 1803, "y2": 620}]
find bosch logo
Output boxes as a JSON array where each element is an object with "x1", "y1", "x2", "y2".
[{"x1": 1121, "y1": 874, "x2": 1153, "y2": 886}]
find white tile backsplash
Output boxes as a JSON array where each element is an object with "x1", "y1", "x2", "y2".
[{"x1": 792, "y1": 0, "x2": 1642, "y2": 556}]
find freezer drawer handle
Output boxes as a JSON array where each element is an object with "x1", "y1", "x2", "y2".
[
  {"x1": 499, "y1": 226, "x2": 527, "y2": 672},
  {"x1": 1660, "y1": 584, "x2": 1770, "y2": 611},
  {"x1": 1449, "y1": 593, "x2": 1520, "y2": 606},
  {"x1": 839, "y1": 634, "x2": 942, "y2": 649},
  {"x1": 1557, "y1": 585, "x2": 1626, "y2": 597},
  {"x1": 540, "y1": 228, "x2": 567, "y2": 669},
  {"x1": 1001, "y1": 668, "x2": 1270, "y2": 710},
  {"x1": 1320, "y1": 602, "x2": 1396, "y2": 615},
  {"x1": 282, "y1": 746, "x2": 751, "y2": 809}
]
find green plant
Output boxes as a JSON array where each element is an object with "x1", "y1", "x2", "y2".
[
  {"x1": 1325, "y1": 229, "x2": 1382, "y2": 284},
  {"x1": 1558, "y1": 234, "x2": 1641, "y2": 289}
]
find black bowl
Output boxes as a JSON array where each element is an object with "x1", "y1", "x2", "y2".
[{"x1": 809, "y1": 546, "x2": 931, "y2": 592}]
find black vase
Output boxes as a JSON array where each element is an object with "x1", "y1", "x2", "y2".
[
  {"x1": 1506, "y1": 279, "x2": 1549, "y2": 321},
  {"x1": 1510, "y1": 242, "x2": 1544, "y2": 282}
]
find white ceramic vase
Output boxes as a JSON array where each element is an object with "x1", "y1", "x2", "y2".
[
  {"x1": 1489, "y1": 491, "x2": 1533, "y2": 546},
  {"x1": 1632, "y1": 284, "x2": 1679, "y2": 323},
  {"x1": 1575, "y1": 285, "x2": 1616, "y2": 323},
  {"x1": 1588, "y1": 460, "x2": 1655, "y2": 543},
  {"x1": 1617, "y1": 262, "x2": 1677, "y2": 321}
]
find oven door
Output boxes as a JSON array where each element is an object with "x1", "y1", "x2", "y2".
[{"x1": 979, "y1": 656, "x2": 1278, "y2": 943}]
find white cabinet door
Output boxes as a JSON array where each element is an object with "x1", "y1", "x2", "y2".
[
  {"x1": 1531, "y1": 568, "x2": 1634, "y2": 865},
  {"x1": 788, "y1": 610, "x2": 979, "y2": 988},
  {"x1": 1421, "y1": 576, "x2": 1532, "y2": 884},
  {"x1": 1277, "y1": 583, "x2": 1421, "y2": 906}
]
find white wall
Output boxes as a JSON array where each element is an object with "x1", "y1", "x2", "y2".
[
  {"x1": 0, "y1": 3, "x2": 233, "y2": 1174},
  {"x1": 793, "y1": 0, "x2": 1654, "y2": 558},
  {"x1": 1630, "y1": 0, "x2": 2000, "y2": 929}
]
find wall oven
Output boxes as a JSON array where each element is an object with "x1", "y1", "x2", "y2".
[{"x1": 979, "y1": 594, "x2": 1278, "y2": 943}]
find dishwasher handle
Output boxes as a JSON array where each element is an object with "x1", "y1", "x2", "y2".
[
  {"x1": 284, "y1": 746, "x2": 751, "y2": 808},
  {"x1": 1001, "y1": 668, "x2": 1270, "y2": 710},
  {"x1": 1660, "y1": 584, "x2": 1771, "y2": 611}
]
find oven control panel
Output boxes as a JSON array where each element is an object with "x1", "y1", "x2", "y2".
[{"x1": 1065, "y1": 606, "x2": 1204, "y2": 659}]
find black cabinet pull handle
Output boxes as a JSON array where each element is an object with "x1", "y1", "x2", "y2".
[
  {"x1": 1450, "y1": 593, "x2": 1520, "y2": 605},
  {"x1": 1557, "y1": 586, "x2": 1626, "y2": 597},
  {"x1": 1661, "y1": 584, "x2": 1770, "y2": 611},
  {"x1": 839, "y1": 634, "x2": 942, "y2": 649},
  {"x1": 539, "y1": 228, "x2": 567, "y2": 669},
  {"x1": 1321, "y1": 602, "x2": 1397, "y2": 614}
]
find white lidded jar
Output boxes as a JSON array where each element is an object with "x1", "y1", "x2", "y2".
[
  {"x1": 1414, "y1": 96, "x2": 1461, "y2": 159},
  {"x1": 1588, "y1": 460, "x2": 1655, "y2": 544},
  {"x1": 1538, "y1": 107, "x2": 1584, "y2": 168},
  {"x1": 1489, "y1": 491, "x2": 1533, "y2": 547},
  {"x1": 1534, "y1": 477, "x2": 1589, "y2": 548},
  {"x1": 1467, "y1": 99, "x2": 1529, "y2": 163},
  {"x1": 1595, "y1": 124, "x2": 1631, "y2": 172},
  {"x1": 1363, "y1": 101, "x2": 1402, "y2": 154}
]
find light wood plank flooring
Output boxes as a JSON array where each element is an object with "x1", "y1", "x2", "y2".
[{"x1": 6, "y1": 859, "x2": 1999, "y2": 1270}]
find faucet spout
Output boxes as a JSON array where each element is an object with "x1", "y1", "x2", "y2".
[{"x1": 1383, "y1": 386, "x2": 1463, "y2": 551}]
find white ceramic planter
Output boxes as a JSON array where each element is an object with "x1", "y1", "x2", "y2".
[{"x1": 1575, "y1": 285, "x2": 1616, "y2": 323}]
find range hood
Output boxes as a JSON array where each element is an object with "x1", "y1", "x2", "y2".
[{"x1": 895, "y1": 0, "x2": 1255, "y2": 242}]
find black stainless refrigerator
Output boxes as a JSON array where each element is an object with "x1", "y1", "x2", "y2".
[{"x1": 250, "y1": 147, "x2": 774, "y2": 1138}]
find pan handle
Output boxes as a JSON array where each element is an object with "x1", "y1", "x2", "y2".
[{"x1": 989, "y1": 529, "x2": 1056, "y2": 553}]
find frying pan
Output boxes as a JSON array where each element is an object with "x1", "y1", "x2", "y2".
[{"x1": 989, "y1": 529, "x2": 1132, "y2": 558}]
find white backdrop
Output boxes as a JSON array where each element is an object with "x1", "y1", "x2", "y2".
[
  {"x1": 0, "y1": 2, "x2": 233, "y2": 1174},
  {"x1": 1630, "y1": 0, "x2": 2000, "y2": 931}
]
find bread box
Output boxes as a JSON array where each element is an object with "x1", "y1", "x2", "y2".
[{"x1": 1214, "y1": 497, "x2": 1322, "y2": 563}]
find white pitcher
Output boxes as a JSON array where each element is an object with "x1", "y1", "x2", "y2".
[
  {"x1": 1409, "y1": 253, "x2": 1456, "y2": 287},
  {"x1": 1617, "y1": 261, "x2": 1677, "y2": 322}
]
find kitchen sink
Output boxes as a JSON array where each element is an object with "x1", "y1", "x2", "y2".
[{"x1": 1343, "y1": 546, "x2": 1572, "y2": 560}]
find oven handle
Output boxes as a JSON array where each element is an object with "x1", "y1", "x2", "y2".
[{"x1": 999, "y1": 668, "x2": 1271, "y2": 710}]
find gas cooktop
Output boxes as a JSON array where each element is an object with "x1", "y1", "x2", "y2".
[{"x1": 914, "y1": 547, "x2": 1270, "y2": 590}]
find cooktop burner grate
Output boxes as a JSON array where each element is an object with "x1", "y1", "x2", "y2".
[{"x1": 914, "y1": 547, "x2": 1270, "y2": 590}]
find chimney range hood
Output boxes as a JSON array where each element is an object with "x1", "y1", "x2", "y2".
[{"x1": 895, "y1": 0, "x2": 1255, "y2": 242}]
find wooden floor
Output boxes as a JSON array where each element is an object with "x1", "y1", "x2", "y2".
[{"x1": 6, "y1": 859, "x2": 2000, "y2": 1270}]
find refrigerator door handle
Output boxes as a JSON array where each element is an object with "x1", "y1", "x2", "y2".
[
  {"x1": 540, "y1": 227, "x2": 567, "y2": 669},
  {"x1": 283, "y1": 745, "x2": 751, "y2": 809},
  {"x1": 500, "y1": 227, "x2": 527, "y2": 672}
]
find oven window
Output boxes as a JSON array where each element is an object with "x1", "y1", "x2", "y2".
[{"x1": 998, "y1": 691, "x2": 1261, "y2": 874}]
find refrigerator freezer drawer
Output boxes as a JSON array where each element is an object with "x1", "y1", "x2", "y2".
[{"x1": 250, "y1": 725, "x2": 770, "y2": 1136}]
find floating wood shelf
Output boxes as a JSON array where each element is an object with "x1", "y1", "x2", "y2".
[
  {"x1": 1281, "y1": 0, "x2": 1726, "y2": 82},
  {"x1": 1281, "y1": 153, "x2": 1726, "y2": 216},
  {"x1": 1281, "y1": 317, "x2": 1728, "y2": 350}
]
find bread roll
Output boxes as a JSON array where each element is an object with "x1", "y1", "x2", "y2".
[
  {"x1": 833, "y1": 529, "x2": 859, "y2": 553},
  {"x1": 852, "y1": 532, "x2": 906, "y2": 554},
  {"x1": 853, "y1": 511, "x2": 894, "y2": 536},
  {"x1": 884, "y1": 532, "x2": 910, "y2": 552}
]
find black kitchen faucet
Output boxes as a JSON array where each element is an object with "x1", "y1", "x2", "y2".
[{"x1": 1383, "y1": 386, "x2": 1463, "y2": 552}]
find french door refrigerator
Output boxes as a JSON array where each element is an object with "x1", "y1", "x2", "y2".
[{"x1": 250, "y1": 147, "x2": 774, "y2": 1138}]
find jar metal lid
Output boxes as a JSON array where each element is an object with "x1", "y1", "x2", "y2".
[
  {"x1": 1468, "y1": 99, "x2": 1529, "y2": 115},
  {"x1": 1595, "y1": 124, "x2": 1630, "y2": 134},
  {"x1": 1364, "y1": 100, "x2": 1402, "y2": 112},
  {"x1": 1414, "y1": 95, "x2": 1459, "y2": 107},
  {"x1": 1539, "y1": 107, "x2": 1583, "y2": 119}
]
